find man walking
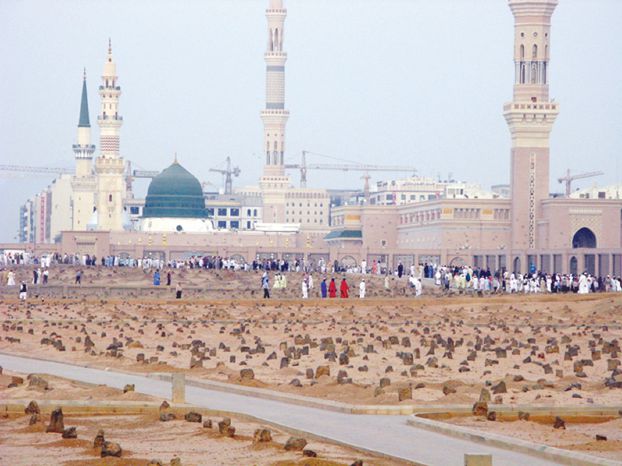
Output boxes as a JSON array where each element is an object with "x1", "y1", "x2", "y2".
[
  {"x1": 329, "y1": 277, "x2": 337, "y2": 298},
  {"x1": 320, "y1": 278, "x2": 328, "y2": 298},
  {"x1": 340, "y1": 277, "x2": 350, "y2": 298},
  {"x1": 262, "y1": 272, "x2": 270, "y2": 299}
]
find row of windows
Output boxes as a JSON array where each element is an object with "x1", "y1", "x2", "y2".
[
  {"x1": 217, "y1": 220, "x2": 240, "y2": 229},
  {"x1": 286, "y1": 202, "x2": 324, "y2": 208},
  {"x1": 400, "y1": 209, "x2": 442, "y2": 224},
  {"x1": 285, "y1": 193, "x2": 327, "y2": 199},
  {"x1": 285, "y1": 210, "x2": 324, "y2": 216},
  {"x1": 208, "y1": 208, "x2": 261, "y2": 217},
  {"x1": 285, "y1": 218, "x2": 324, "y2": 224}
]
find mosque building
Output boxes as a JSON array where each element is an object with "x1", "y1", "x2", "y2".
[
  {"x1": 140, "y1": 159, "x2": 213, "y2": 233},
  {"x1": 21, "y1": 0, "x2": 622, "y2": 276}
]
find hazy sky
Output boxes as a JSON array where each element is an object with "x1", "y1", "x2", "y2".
[{"x1": 1, "y1": 0, "x2": 621, "y2": 242}]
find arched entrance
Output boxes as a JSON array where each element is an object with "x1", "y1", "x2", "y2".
[
  {"x1": 339, "y1": 255, "x2": 357, "y2": 270},
  {"x1": 572, "y1": 227, "x2": 597, "y2": 248},
  {"x1": 230, "y1": 254, "x2": 246, "y2": 264},
  {"x1": 449, "y1": 257, "x2": 466, "y2": 268},
  {"x1": 569, "y1": 256, "x2": 578, "y2": 276},
  {"x1": 513, "y1": 257, "x2": 521, "y2": 274}
]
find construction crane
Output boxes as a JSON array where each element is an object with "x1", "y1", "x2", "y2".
[
  {"x1": 0, "y1": 164, "x2": 74, "y2": 176},
  {"x1": 284, "y1": 150, "x2": 417, "y2": 198},
  {"x1": 0, "y1": 163, "x2": 158, "y2": 178},
  {"x1": 557, "y1": 169, "x2": 604, "y2": 196},
  {"x1": 209, "y1": 156, "x2": 240, "y2": 195}
]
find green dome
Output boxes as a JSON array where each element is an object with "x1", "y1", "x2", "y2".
[{"x1": 142, "y1": 162, "x2": 207, "y2": 218}]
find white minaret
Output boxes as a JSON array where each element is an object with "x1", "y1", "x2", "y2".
[
  {"x1": 94, "y1": 39, "x2": 126, "y2": 231},
  {"x1": 71, "y1": 70, "x2": 97, "y2": 230},
  {"x1": 259, "y1": 0, "x2": 291, "y2": 223},
  {"x1": 98, "y1": 38, "x2": 123, "y2": 157},
  {"x1": 261, "y1": 0, "x2": 289, "y2": 177}
]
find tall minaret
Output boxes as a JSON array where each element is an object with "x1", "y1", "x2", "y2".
[
  {"x1": 71, "y1": 70, "x2": 97, "y2": 230},
  {"x1": 259, "y1": 0, "x2": 291, "y2": 224},
  {"x1": 94, "y1": 39, "x2": 126, "y2": 231},
  {"x1": 504, "y1": 0, "x2": 559, "y2": 252},
  {"x1": 261, "y1": 0, "x2": 289, "y2": 178}
]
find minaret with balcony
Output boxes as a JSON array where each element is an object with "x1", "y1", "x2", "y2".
[
  {"x1": 259, "y1": 0, "x2": 291, "y2": 223},
  {"x1": 504, "y1": 0, "x2": 559, "y2": 251},
  {"x1": 71, "y1": 70, "x2": 97, "y2": 230},
  {"x1": 94, "y1": 39, "x2": 126, "y2": 231}
]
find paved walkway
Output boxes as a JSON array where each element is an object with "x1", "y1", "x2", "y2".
[{"x1": 0, "y1": 353, "x2": 563, "y2": 465}]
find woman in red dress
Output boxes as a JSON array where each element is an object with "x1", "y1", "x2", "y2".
[
  {"x1": 328, "y1": 278, "x2": 337, "y2": 298},
  {"x1": 340, "y1": 277, "x2": 349, "y2": 298}
]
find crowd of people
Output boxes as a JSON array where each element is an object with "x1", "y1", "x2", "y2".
[
  {"x1": 2, "y1": 250, "x2": 621, "y2": 300},
  {"x1": 259, "y1": 271, "x2": 377, "y2": 300},
  {"x1": 432, "y1": 265, "x2": 622, "y2": 294}
]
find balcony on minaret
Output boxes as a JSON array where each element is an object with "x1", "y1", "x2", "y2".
[
  {"x1": 99, "y1": 85, "x2": 121, "y2": 91},
  {"x1": 97, "y1": 115, "x2": 123, "y2": 121},
  {"x1": 503, "y1": 102, "x2": 557, "y2": 112},
  {"x1": 72, "y1": 143, "x2": 96, "y2": 153}
]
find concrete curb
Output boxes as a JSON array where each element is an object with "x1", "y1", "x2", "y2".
[
  {"x1": 3, "y1": 350, "x2": 622, "y2": 418},
  {"x1": 1, "y1": 399, "x2": 421, "y2": 465},
  {"x1": 406, "y1": 415, "x2": 622, "y2": 466}
]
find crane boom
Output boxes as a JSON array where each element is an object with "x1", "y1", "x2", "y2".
[
  {"x1": 557, "y1": 169, "x2": 604, "y2": 196},
  {"x1": 0, "y1": 164, "x2": 159, "y2": 180},
  {"x1": 285, "y1": 150, "x2": 417, "y2": 192},
  {"x1": 303, "y1": 163, "x2": 416, "y2": 172},
  {"x1": 209, "y1": 156, "x2": 240, "y2": 195},
  {"x1": 0, "y1": 164, "x2": 73, "y2": 175}
]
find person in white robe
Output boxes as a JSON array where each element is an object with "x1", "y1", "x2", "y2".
[
  {"x1": 578, "y1": 273, "x2": 589, "y2": 294},
  {"x1": 301, "y1": 278, "x2": 309, "y2": 299},
  {"x1": 414, "y1": 278, "x2": 422, "y2": 297}
]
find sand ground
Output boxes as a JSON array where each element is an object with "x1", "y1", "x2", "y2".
[
  {"x1": 444, "y1": 415, "x2": 622, "y2": 461},
  {"x1": 0, "y1": 369, "x2": 400, "y2": 466},
  {"x1": 1, "y1": 267, "x2": 622, "y2": 461}
]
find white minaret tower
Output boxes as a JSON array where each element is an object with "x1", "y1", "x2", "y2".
[
  {"x1": 94, "y1": 39, "x2": 126, "y2": 231},
  {"x1": 259, "y1": 0, "x2": 291, "y2": 223},
  {"x1": 261, "y1": 0, "x2": 289, "y2": 177},
  {"x1": 71, "y1": 70, "x2": 97, "y2": 230}
]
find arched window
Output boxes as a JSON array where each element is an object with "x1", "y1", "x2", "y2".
[
  {"x1": 531, "y1": 63, "x2": 537, "y2": 83},
  {"x1": 274, "y1": 29, "x2": 279, "y2": 51},
  {"x1": 520, "y1": 63, "x2": 526, "y2": 84},
  {"x1": 269, "y1": 30, "x2": 274, "y2": 51},
  {"x1": 572, "y1": 227, "x2": 597, "y2": 248},
  {"x1": 108, "y1": 194, "x2": 112, "y2": 202},
  {"x1": 520, "y1": 44, "x2": 525, "y2": 59},
  {"x1": 532, "y1": 44, "x2": 538, "y2": 59}
]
